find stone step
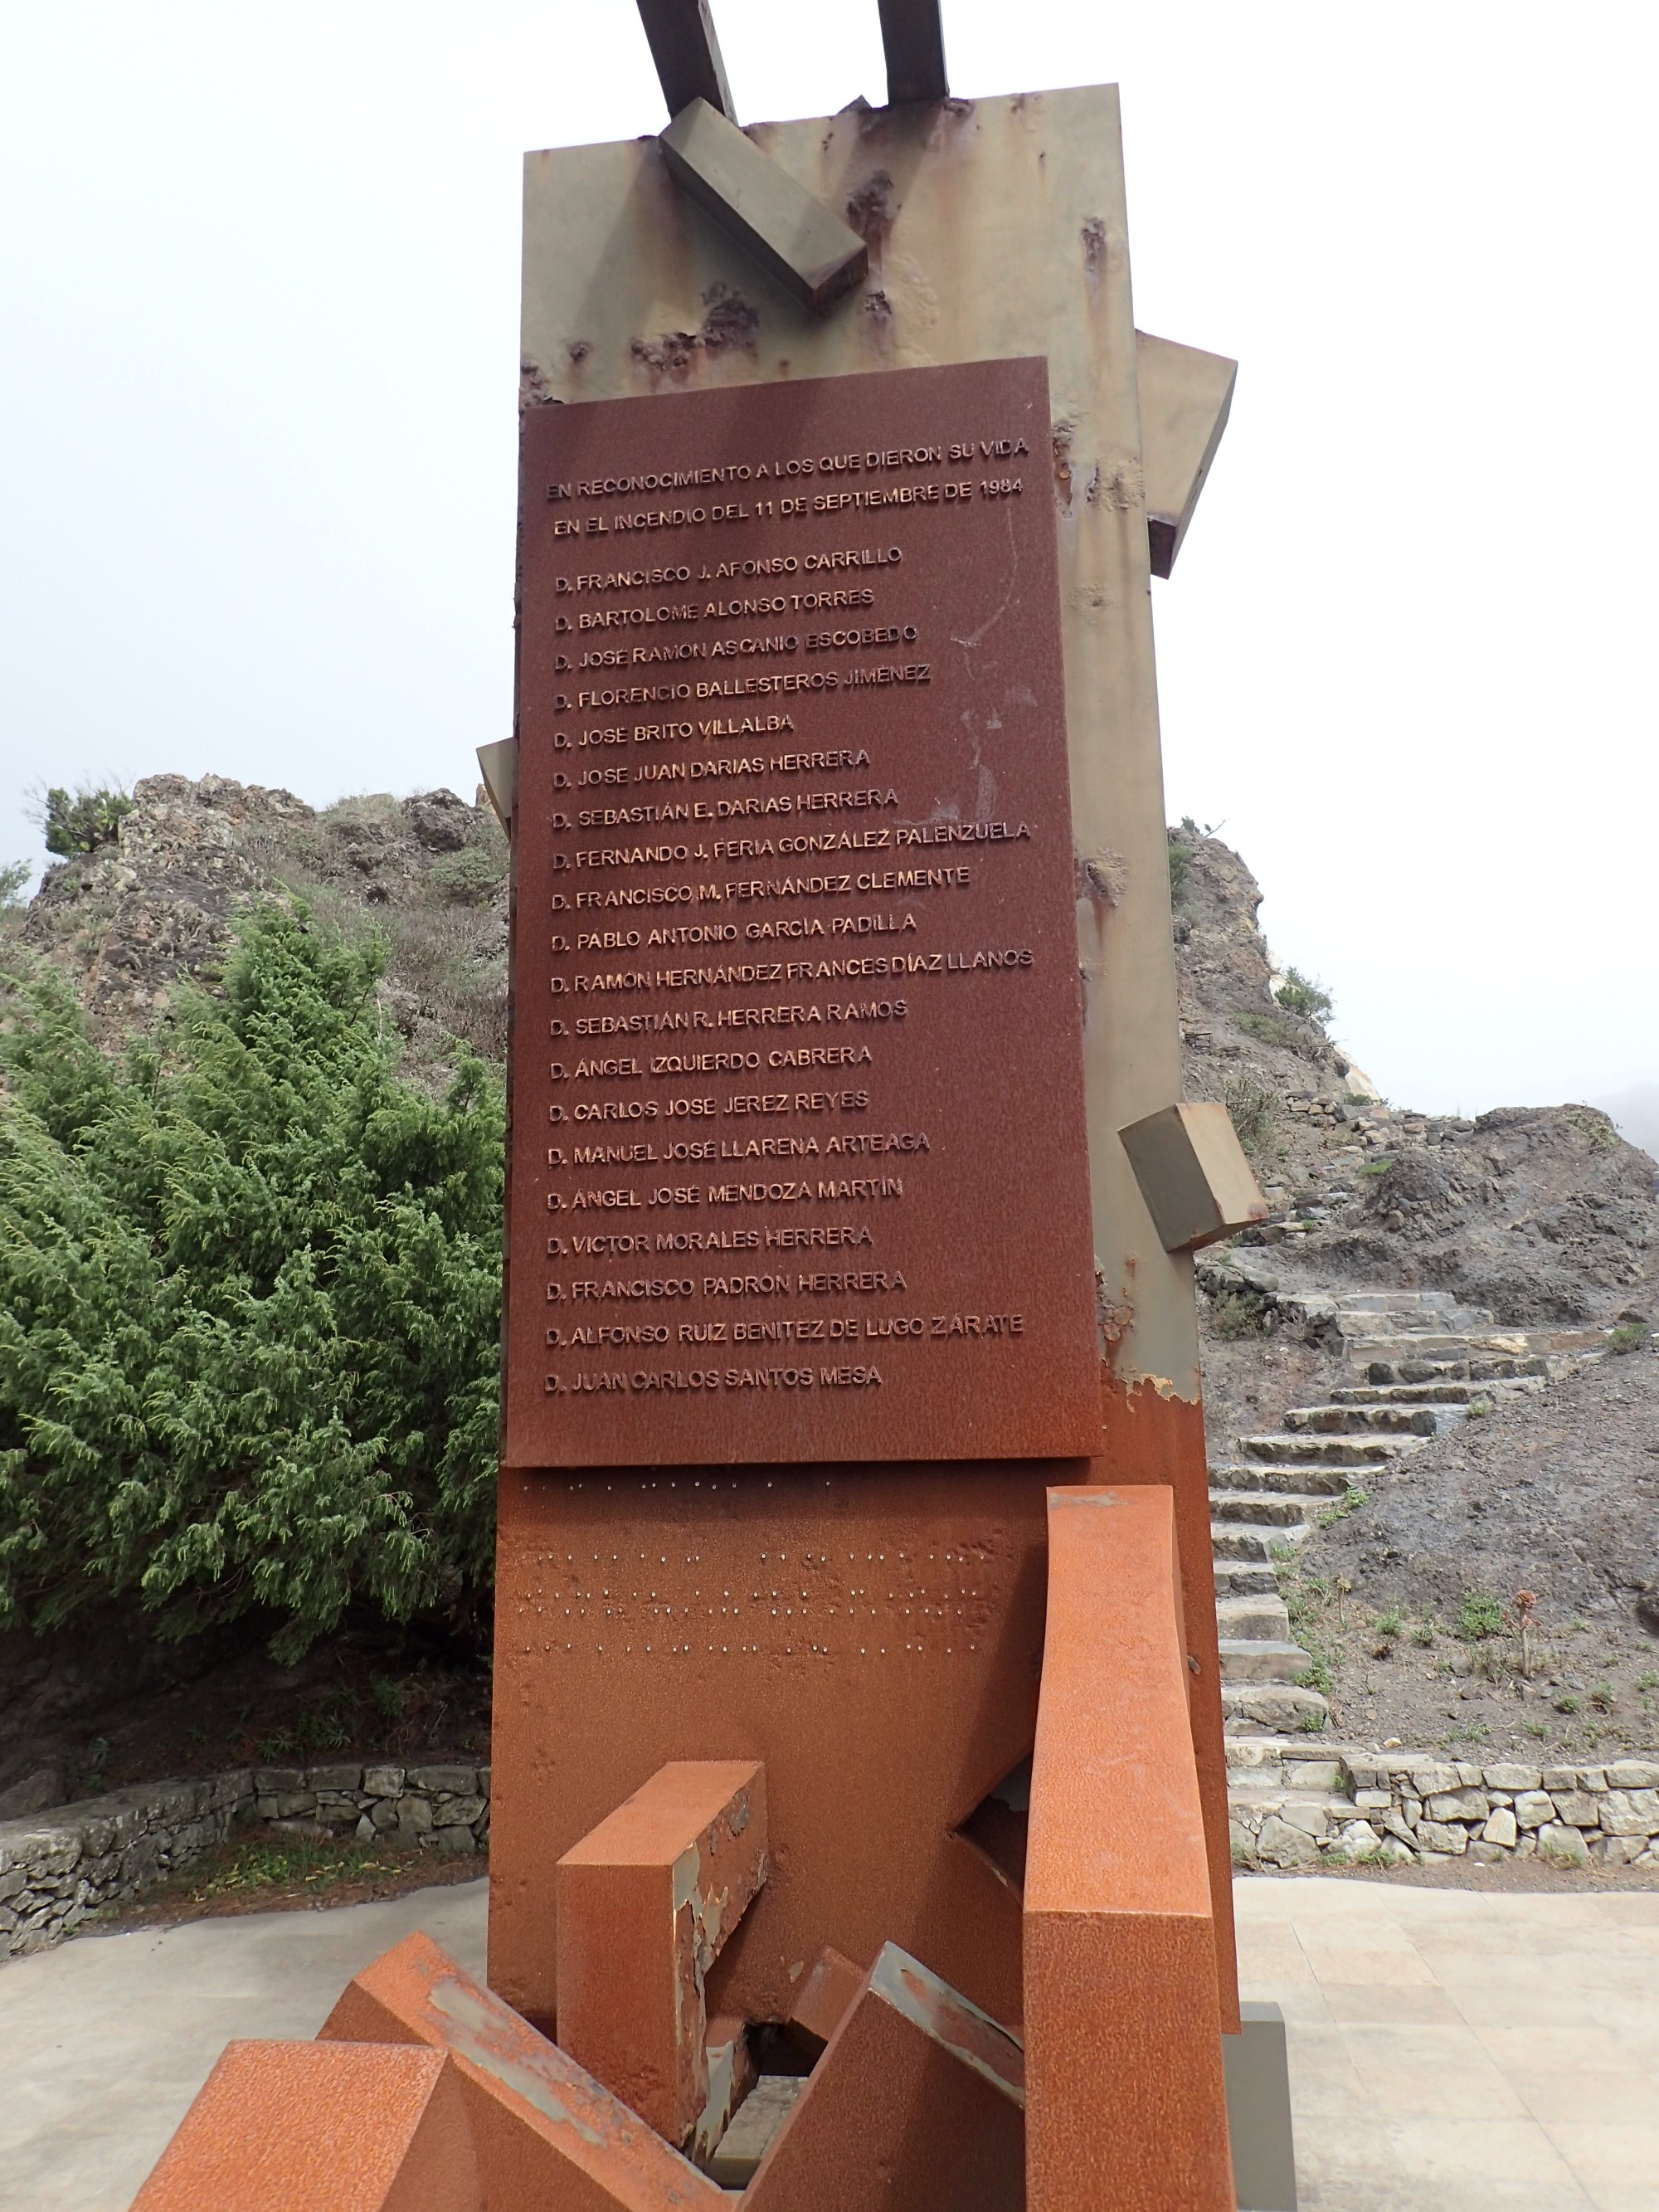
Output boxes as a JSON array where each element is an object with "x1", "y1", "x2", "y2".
[
  {"x1": 1210, "y1": 1493, "x2": 1323, "y2": 1528},
  {"x1": 1283, "y1": 1403, "x2": 1442, "y2": 1435},
  {"x1": 1221, "y1": 1683, "x2": 1329, "y2": 1732},
  {"x1": 1219, "y1": 1638, "x2": 1314, "y2": 1684},
  {"x1": 1209, "y1": 1462, "x2": 1355, "y2": 1497},
  {"x1": 1331, "y1": 1381, "x2": 1496, "y2": 1406},
  {"x1": 1331, "y1": 1290, "x2": 1485, "y2": 1318},
  {"x1": 1224, "y1": 1738, "x2": 1348, "y2": 1789},
  {"x1": 1215, "y1": 1594, "x2": 1292, "y2": 1642},
  {"x1": 1238, "y1": 1432, "x2": 1423, "y2": 1466},
  {"x1": 1345, "y1": 1333, "x2": 1479, "y2": 1363},
  {"x1": 1212, "y1": 1524, "x2": 1309, "y2": 1562},
  {"x1": 1361, "y1": 1352, "x2": 1552, "y2": 1385},
  {"x1": 1214, "y1": 1562, "x2": 1279, "y2": 1597}
]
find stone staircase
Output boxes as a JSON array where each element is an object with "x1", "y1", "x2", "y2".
[{"x1": 1211, "y1": 1290, "x2": 1605, "y2": 1755}]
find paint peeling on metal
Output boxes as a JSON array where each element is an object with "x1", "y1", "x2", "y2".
[
  {"x1": 430, "y1": 1976, "x2": 606, "y2": 2146},
  {"x1": 1076, "y1": 848, "x2": 1126, "y2": 906},
  {"x1": 871, "y1": 1947, "x2": 1026, "y2": 2106},
  {"x1": 1081, "y1": 215, "x2": 1107, "y2": 277}
]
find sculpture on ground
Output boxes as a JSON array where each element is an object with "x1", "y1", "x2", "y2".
[{"x1": 134, "y1": 5, "x2": 1296, "y2": 2205}]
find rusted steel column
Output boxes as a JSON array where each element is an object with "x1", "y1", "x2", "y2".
[
  {"x1": 131, "y1": 2040, "x2": 481, "y2": 2212},
  {"x1": 321, "y1": 1932, "x2": 727, "y2": 2208},
  {"x1": 746, "y1": 1942, "x2": 1024, "y2": 2210},
  {"x1": 556, "y1": 1761, "x2": 768, "y2": 2147},
  {"x1": 1024, "y1": 1486, "x2": 1233, "y2": 2212}
]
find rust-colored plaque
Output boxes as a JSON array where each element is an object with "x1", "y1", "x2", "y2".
[{"x1": 506, "y1": 356, "x2": 1097, "y2": 1466}]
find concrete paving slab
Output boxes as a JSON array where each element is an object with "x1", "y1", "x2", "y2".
[
  {"x1": 0, "y1": 1883, "x2": 486, "y2": 2210},
  {"x1": 3, "y1": 1876, "x2": 1657, "y2": 2210}
]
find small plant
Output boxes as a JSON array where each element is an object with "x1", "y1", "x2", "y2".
[
  {"x1": 1525, "y1": 1720, "x2": 1549, "y2": 1739},
  {"x1": 1608, "y1": 1323, "x2": 1651, "y2": 1354},
  {"x1": 1457, "y1": 1720, "x2": 1491, "y2": 1742},
  {"x1": 1318, "y1": 1487, "x2": 1368, "y2": 1527},
  {"x1": 371, "y1": 1674, "x2": 409, "y2": 1721},
  {"x1": 1466, "y1": 1396, "x2": 1495, "y2": 1419},
  {"x1": 1298, "y1": 1708, "x2": 1328, "y2": 1732},
  {"x1": 1514, "y1": 1589, "x2": 1537, "y2": 1678},
  {"x1": 0, "y1": 859, "x2": 31, "y2": 909},
  {"x1": 1359, "y1": 1158, "x2": 1393, "y2": 1177},
  {"x1": 1376, "y1": 1610, "x2": 1403, "y2": 1640},
  {"x1": 1296, "y1": 1659, "x2": 1334, "y2": 1693},
  {"x1": 1589, "y1": 1681, "x2": 1616, "y2": 1713},
  {"x1": 1554, "y1": 1693, "x2": 1581, "y2": 1714},
  {"x1": 33, "y1": 782, "x2": 134, "y2": 856},
  {"x1": 190, "y1": 1834, "x2": 413, "y2": 1903},
  {"x1": 256, "y1": 1730, "x2": 298, "y2": 1761},
  {"x1": 1224, "y1": 1073, "x2": 1274, "y2": 1155},
  {"x1": 1209, "y1": 1288, "x2": 1270, "y2": 1341},
  {"x1": 1412, "y1": 1620, "x2": 1437, "y2": 1647},
  {"x1": 1636, "y1": 1670, "x2": 1659, "y2": 1693},
  {"x1": 1274, "y1": 967, "x2": 1334, "y2": 1021},
  {"x1": 1458, "y1": 1591, "x2": 1506, "y2": 1642}
]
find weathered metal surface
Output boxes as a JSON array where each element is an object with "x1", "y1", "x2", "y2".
[
  {"x1": 508, "y1": 357, "x2": 1098, "y2": 1469},
  {"x1": 784, "y1": 1945, "x2": 866, "y2": 2059},
  {"x1": 636, "y1": 0, "x2": 734, "y2": 122},
  {"x1": 489, "y1": 1460, "x2": 1055, "y2": 2033},
  {"x1": 659, "y1": 103, "x2": 868, "y2": 314},
  {"x1": 876, "y1": 0, "x2": 950, "y2": 106},
  {"x1": 321, "y1": 1932, "x2": 726, "y2": 2207},
  {"x1": 130, "y1": 2040, "x2": 481, "y2": 2211},
  {"x1": 556, "y1": 1761, "x2": 768, "y2": 2147},
  {"x1": 518, "y1": 86, "x2": 1199, "y2": 1402},
  {"x1": 744, "y1": 1942, "x2": 1024, "y2": 2209},
  {"x1": 1024, "y1": 1487, "x2": 1233, "y2": 2210},
  {"x1": 476, "y1": 738, "x2": 518, "y2": 836},
  {"x1": 1117, "y1": 1099, "x2": 1267, "y2": 1253},
  {"x1": 1136, "y1": 332, "x2": 1237, "y2": 577}
]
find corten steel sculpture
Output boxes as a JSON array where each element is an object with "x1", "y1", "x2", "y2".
[{"x1": 134, "y1": 6, "x2": 1292, "y2": 2208}]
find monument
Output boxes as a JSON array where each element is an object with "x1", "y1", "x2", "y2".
[{"x1": 133, "y1": 6, "x2": 1295, "y2": 2207}]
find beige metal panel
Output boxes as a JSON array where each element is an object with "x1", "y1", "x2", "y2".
[
  {"x1": 520, "y1": 87, "x2": 1199, "y2": 1397},
  {"x1": 1136, "y1": 332, "x2": 1237, "y2": 577},
  {"x1": 1119, "y1": 1101, "x2": 1268, "y2": 1253}
]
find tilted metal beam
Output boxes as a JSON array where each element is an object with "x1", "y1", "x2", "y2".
[
  {"x1": 659, "y1": 100, "x2": 868, "y2": 312},
  {"x1": 876, "y1": 0, "x2": 948, "y2": 104},
  {"x1": 635, "y1": 0, "x2": 734, "y2": 121},
  {"x1": 1136, "y1": 331, "x2": 1237, "y2": 577}
]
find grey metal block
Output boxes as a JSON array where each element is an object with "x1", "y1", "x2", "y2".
[
  {"x1": 877, "y1": 0, "x2": 948, "y2": 105},
  {"x1": 636, "y1": 0, "x2": 734, "y2": 121},
  {"x1": 1224, "y1": 2000, "x2": 1298, "y2": 2210},
  {"x1": 1137, "y1": 330, "x2": 1237, "y2": 577},
  {"x1": 1119, "y1": 1100, "x2": 1269, "y2": 1253},
  {"x1": 659, "y1": 100, "x2": 868, "y2": 313}
]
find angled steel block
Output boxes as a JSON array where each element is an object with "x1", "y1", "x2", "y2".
[
  {"x1": 131, "y1": 2040, "x2": 480, "y2": 2212},
  {"x1": 320, "y1": 1932, "x2": 726, "y2": 2209},
  {"x1": 783, "y1": 1944, "x2": 867, "y2": 2061},
  {"x1": 475, "y1": 738, "x2": 517, "y2": 836},
  {"x1": 636, "y1": 0, "x2": 733, "y2": 120},
  {"x1": 1136, "y1": 332, "x2": 1237, "y2": 577},
  {"x1": 1118, "y1": 1099, "x2": 1268, "y2": 1253},
  {"x1": 746, "y1": 1942, "x2": 1024, "y2": 2210},
  {"x1": 556, "y1": 1760, "x2": 768, "y2": 2148},
  {"x1": 877, "y1": 0, "x2": 948, "y2": 105},
  {"x1": 659, "y1": 100, "x2": 868, "y2": 312}
]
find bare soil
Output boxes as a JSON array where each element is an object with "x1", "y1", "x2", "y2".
[{"x1": 85, "y1": 1835, "x2": 487, "y2": 1939}]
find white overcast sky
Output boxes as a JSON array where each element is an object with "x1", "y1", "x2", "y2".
[{"x1": 2, "y1": 2, "x2": 1655, "y2": 1135}]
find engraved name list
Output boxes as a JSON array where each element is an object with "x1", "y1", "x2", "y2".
[{"x1": 505, "y1": 357, "x2": 1098, "y2": 1468}]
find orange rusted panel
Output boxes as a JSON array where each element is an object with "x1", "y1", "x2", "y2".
[
  {"x1": 747, "y1": 1942, "x2": 1024, "y2": 2210},
  {"x1": 557, "y1": 1760, "x2": 767, "y2": 2146},
  {"x1": 319, "y1": 1932, "x2": 724, "y2": 2210},
  {"x1": 785, "y1": 1944, "x2": 867, "y2": 2060},
  {"x1": 1097, "y1": 1376, "x2": 1238, "y2": 2026},
  {"x1": 130, "y1": 2041, "x2": 479, "y2": 2212},
  {"x1": 489, "y1": 1461, "x2": 1060, "y2": 2034},
  {"x1": 1024, "y1": 1486, "x2": 1233, "y2": 2212}
]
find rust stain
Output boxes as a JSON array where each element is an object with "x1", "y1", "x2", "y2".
[
  {"x1": 1051, "y1": 419, "x2": 1075, "y2": 513},
  {"x1": 845, "y1": 168, "x2": 897, "y2": 254},
  {"x1": 630, "y1": 285, "x2": 759, "y2": 385},
  {"x1": 1081, "y1": 214, "x2": 1107, "y2": 276}
]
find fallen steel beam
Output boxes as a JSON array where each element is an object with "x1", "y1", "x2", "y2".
[
  {"x1": 877, "y1": 0, "x2": 948, "y2": 105},
  {"x1": 635, "y1": 0, "x2": 734, "y2": 121},
  {"x1": 659, "y1": 100, "x2": 868, "y2": 311}
]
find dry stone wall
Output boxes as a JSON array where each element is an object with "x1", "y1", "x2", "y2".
[
  {"x1": 1231, "y1": 1746, "x2": 1659, "y2": 1870},
  {"x1": 0, "y1": 1761, "x2": 490, "y2": 1958}
]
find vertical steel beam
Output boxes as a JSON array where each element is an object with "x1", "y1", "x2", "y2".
[
  {"x1": 876, "y1": 0, "x2": 949, "y2": 104},
  {"x1": 635, "y1": 0, "x2": 735, "y2": 121}
]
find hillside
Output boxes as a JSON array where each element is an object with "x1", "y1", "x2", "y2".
[{"x1": 0, "y1": 780, "x2": 1653, "y2": 1810}]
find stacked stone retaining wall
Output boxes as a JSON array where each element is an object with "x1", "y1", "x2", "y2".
[
  {"x1": 1231, "y1": 1746, "x2": 1659, "y2": 1870},
  {"x1": 0, "y1": 1761, "x2": 490, "y2": 1958}
]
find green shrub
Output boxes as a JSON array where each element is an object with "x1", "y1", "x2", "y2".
[
  {"x1": 1209, "y1": 1288, "x2": 1269, "y2": 1340},
  {"x1": 36, "y1": 783, "x2": 134, "y2": 857},
  {"x1": 0, "y1": 860, "x2": 31, "y2": 910},
  {"x1": 1224, "y1": 1074, "x2": 1273, "y2": 1154},
  {"x1": 0, "y1": 900, "x2": 504, "y2": 1660},
  {"x1": 1236, "y1": 1010, "x2": 1307, "y2": 1052},
  {"x1": 1273, "y1": 967, "x2": 1333, "y2": 1021},
  {"x1": 1553, "y1": 1693, "x2": 1580, "y2": 1714},
  {"x1": 429, "y1": 844, "x2": 508, "y2": 904},
  {"x1": 1608, "y1": 1323, "x2": 1650, "y2": 1354},
  {"x1": 1166, "y1": 828, "x2": 1192, "y2": 904},
  {"x1": 1457, "y1": 1591, "x2": 1506, "y2": 1641}
]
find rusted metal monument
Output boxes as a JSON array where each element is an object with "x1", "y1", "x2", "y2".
[{"x1": 134, "y1": 6, "x2": 1299, "y2": 2207}]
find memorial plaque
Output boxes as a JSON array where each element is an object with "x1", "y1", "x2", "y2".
[{"x1": 505, "y1": 356, "x2": 1098, "y2": 1466}]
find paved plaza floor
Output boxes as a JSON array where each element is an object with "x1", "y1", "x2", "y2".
[{"x1": 1, "y1": 1874, "x2": 1654, "y2": 2209}]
